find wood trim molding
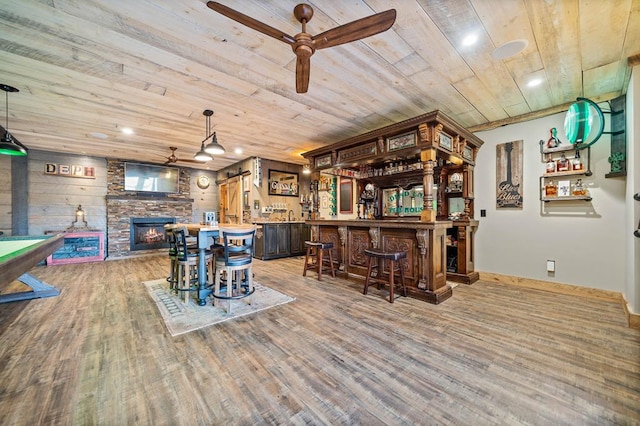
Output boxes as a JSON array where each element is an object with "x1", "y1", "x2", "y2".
[{"x1": 478, "y1": 272, "x2": 639, "y2": 329}]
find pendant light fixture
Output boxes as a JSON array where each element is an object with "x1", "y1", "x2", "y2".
[
  {"x1": 193, "y1": 109, "x2": 214, "y2": 162},
  {"x1": 202, "y1": 109, "x2": 226, "y2": 155},
  {"x1": 0, "y1": 84, "x2": 27, "y2": 156}
]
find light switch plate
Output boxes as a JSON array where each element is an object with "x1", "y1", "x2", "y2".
[{"x1": 546, "y1": 260, "x2": 555, "y2": 272}]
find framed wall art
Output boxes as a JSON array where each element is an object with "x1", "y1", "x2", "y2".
[
  {"x1": 268, "y1": 169, "x2": 299, "y2": 197},
  {"x1": 496, "y1": 140, "x2": 523, "y2": 209}
]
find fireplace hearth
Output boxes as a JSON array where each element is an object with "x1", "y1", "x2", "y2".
[{"x1": 130, "y1": 217, "x2": 176, "y2": 251}]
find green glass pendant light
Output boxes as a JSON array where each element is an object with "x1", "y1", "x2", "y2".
[{"x1": 0, "y1": 83, "x2": 27, "y2": 156}]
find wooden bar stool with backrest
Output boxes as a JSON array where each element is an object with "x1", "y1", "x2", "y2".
[
  {"x1": 363, "y1": 248, "x2": 408, "y2": 303},
  {"x1": 164, "y1": 224, "x2": 179, "y2": 293},
  {"x1": 213, "y1": 229, "x2": 255, "y2": 313},
  {"x1": 302, "y1": 241, "x2": 336, "y2": 280},
  {"x1": 174, "y1": 226, "x2": 214, "y2": 304}
]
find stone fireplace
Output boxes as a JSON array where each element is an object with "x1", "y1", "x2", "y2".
[
  {"x1": 130, "y1": 217, "x2": 176, "y2": 251},
  {"x1": 106, "y1": 159, "x2": 193, "y2": 258}
]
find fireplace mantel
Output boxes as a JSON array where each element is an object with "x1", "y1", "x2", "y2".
[{"x1": 106, "y1": 195, "x2": 194, "y2": 202}]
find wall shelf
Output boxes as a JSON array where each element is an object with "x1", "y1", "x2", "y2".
[{"x1": 539, "y1": 140, "x2": 592, "y2": 203}]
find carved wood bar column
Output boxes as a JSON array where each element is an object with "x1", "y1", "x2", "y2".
[
  {"x1": 420, "y1": 148, "x2": 437, "y2": 222},
  {"x1": 368, "y1": 227, "x2": 380, "y2": 248},
  {"x1": 415, "y1": 229, "x2": 428, "y2": 290},
  {"x1": 462, "y1": 164, "x2": 474, "y2": 219},
  {"x1": 337, "y1": 226, "x2": 347, "y2": 271},
  {"x1": 310, "y1": 224, "x2": 319, "y2": 242},
  {"x1": 310, "y1": 178, "x2": 320, "y2": 220}
]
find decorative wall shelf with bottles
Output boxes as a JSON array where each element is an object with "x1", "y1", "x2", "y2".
[{"x1": 539, "y1": 141, "x2": 592, "y2": 202}]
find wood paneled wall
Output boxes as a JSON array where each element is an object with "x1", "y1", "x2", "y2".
[
  {"x1": 28, "y1": 150, "x2": 107, "y2": 235},
  {"x1": 0, "y1": 156, "x2": 11, "y2": 234}
]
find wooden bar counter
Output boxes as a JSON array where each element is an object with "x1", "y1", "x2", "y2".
[
  {"x1": 302, "y1": 110, "x2": 485, "y2": 304},
  {"x1": 307, "y1": 219, "x2": 453, "y2": 304}
]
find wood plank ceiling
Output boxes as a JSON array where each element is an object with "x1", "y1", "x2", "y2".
[{"x1": 1, "y1": 0, "x2": 638, "y2": 170}]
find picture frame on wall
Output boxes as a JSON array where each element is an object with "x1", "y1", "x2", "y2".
[
  {"x1": 496, "y1": 140, "x2": 524, "y2": 209},
  {"x1": 268, "y1": 169, "x2": 299, "y2": 197}
]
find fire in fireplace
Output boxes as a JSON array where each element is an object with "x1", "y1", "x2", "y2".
[{"x1": 130, "y1": 217, "x2": 176, "y2": 251}]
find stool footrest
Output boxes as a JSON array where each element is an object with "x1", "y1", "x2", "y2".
[{"x1": 211, "y1": 287, "x2": 255, "y2": 300}]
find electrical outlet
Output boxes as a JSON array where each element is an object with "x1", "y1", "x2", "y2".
[
  {"x1": 480, "y1": 209, "x2": 486, "y2": 217},
  {"x1": 546, "y1": 260, "x2": 555, "y2": 272}
]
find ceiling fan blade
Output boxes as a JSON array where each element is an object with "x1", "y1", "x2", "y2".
[
  {"x1": 312, "y1": 9, "x2": 396, "y2": 50},
  {"x1": 296, "y1": 55, "x2": 311, "y2": 93},
  {"x1": 207, "y1": 1, "x2": 295, "y2": 45}
]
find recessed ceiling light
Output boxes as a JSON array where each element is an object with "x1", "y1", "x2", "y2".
[
  {"x1": 121, "y1": 127, "x2": 134, "y2": 135},
  {"x1": 88, "y1": 132, "x2": 108, "y2": 139},
  {"x1": 491, "y1": 39, "x2": 528, "y2": 60},
  {"x1": 527, "y1": 78, "x2": 543, "y2": 87},
  {"x1": 462, "y1": 33, "x2": 478, "y2": 47},
  {"x1": 234, "y1": 148, "x2": 243, "y2": 155}
]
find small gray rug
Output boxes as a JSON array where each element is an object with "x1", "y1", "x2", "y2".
[{"x1": 143, "y1": 279, "x2": 295, "y2": 336}]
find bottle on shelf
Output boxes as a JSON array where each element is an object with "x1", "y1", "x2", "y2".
[
  {"x1": 544, "y1": 181, "x2": 558, "y2": 197},
  {"x1": 545, "y1": 155, "x2": 556, "y2": 173},
  {"x1": 547, "y1": 127, "x2": 561, "y2": 148},
  {"x1": 572, "y1": 149, "x2": 583, "y2": 171},
  {"x1": 556, "y1": 153, "x2": 570, "y2": 172},
  {"x1": 572, "y1": 179, "x2": 587, "y2": 196}
]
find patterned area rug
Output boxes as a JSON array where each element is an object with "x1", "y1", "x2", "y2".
[{"x1": 143, "y1": 279, "x2": 295, "y2": 336}]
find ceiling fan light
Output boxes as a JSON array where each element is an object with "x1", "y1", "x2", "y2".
[
  {"x1": 194, "y1": 141, "x2": 213, "y2": 162},
  {"x1": 204, "y1": 132, "x2": 226, "y2": 155}
]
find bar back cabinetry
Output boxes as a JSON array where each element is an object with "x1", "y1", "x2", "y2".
[{"x1": 254, "y1": 222, "x2": 309, "y2": 260}]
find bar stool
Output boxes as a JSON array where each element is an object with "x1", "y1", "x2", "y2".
[
  {"x1": 174, "y1": 226, "x2": 214, "y2": 304},
  {"x1": 363, "y1": 248, "x2": 407, "y2": 303},
  {"x1": 303, "y1": 241, "x2": 336, "y2": 280},
  {"x1": 164, "y1": 225, "x2": 179, "y2": 292},
  {"x1": 213, "y1": 229, "x2": 256, "y2": 313}
]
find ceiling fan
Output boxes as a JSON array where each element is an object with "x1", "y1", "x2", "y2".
[
  {"x1": 163, "y1": 146, "x2": 204, "y2": 165},
  {"x1": 207, "y1": 2, "x2": 396, "y2": 93}
]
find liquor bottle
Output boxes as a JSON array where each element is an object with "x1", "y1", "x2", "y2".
[
  {"x1": 545, "y1": 181, "x2": 557, "y2": 197},
  {"x1": 545, "y1": 155, "x2": 556, "y2": 173},
  {"x1": 556, "y1": 153, "x2": 569, "y2": 172},
  {"x1": 547, "y1": 127, "x2": 561, "y2": 148},
  {"x1": 572, "y1": 179, "x2": 587, "y2": 196},
  {"x1": 572, "y1": 149, "x2": 583, "y2": 171}
]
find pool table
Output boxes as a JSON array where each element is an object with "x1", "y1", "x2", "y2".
[{"x1": 0, "y1": 234, "x2": 64, "y2": 303}]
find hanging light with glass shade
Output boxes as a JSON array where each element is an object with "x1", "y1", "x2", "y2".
[
  {"x1": 202, "y1": 109, "x2": 226, "y2": 155},
  {"x1": 0, "y1": 84, "x2": 28, "y2": 156}
]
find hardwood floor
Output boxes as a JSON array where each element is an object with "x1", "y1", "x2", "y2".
[{"x1": 0, "y1": 256, "x2": 638, "y2": 425}]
